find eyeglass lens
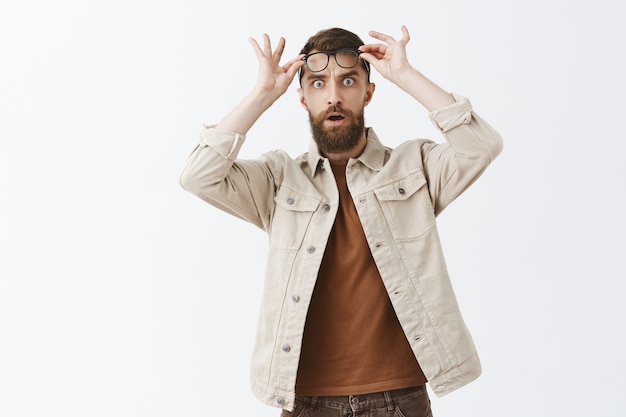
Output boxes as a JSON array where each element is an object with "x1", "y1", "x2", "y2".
[{"x1": 306, "y1": 50, "x2": 359, "y2": 72}]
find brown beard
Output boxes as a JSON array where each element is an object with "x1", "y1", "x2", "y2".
[{"x1": 308, "y1": 105, "x2": 365, "y2": 155}]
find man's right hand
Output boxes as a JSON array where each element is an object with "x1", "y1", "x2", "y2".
[
  {"x1": 214, "y1": 34, "x2": 304, "y2": 135},
  {"x1": 249, "y1": 34, "x2": 304, "y2": 102}
]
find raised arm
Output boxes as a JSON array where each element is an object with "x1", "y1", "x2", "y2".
[
  {"x1": 360, "y1": 26, "x2": 503, "y2": 213},
  {"x1": 180, "y1": 35, "x2": 304, "y2": 229},
  {"x1": 358, "y1": 25, "x2": 454, "y2": 112},
  {"x1": 216, "y1": 34, "x2": 305, "y2": 135}
]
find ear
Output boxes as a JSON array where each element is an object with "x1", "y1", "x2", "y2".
[
  {"x1": 297, "y1": 87, "x2": 308, "y2": 110},
  {"x1": 364, "y1": 82, "x2": 376, "y2": 106}
]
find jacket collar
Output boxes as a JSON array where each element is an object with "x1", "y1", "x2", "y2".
[{"x1": 307, "y1": 128, "x2": 385, "y2": 176}]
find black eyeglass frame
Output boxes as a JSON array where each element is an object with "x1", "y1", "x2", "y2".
[{"x1": 299, "y1": 48, "x2": 370, "y2": 84}]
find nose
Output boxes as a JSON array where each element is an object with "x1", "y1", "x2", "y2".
[{"x1": 326, "y1": 80, "x2": 342, "y2": 106}]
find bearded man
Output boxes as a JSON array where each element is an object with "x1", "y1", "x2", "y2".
[{"x1": 180, "y1": 26, "x2": 503, "y2": 417}]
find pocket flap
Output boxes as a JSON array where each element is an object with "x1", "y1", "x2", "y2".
[
  {"x1": 374, "y1": 171, "x2": 427, "y2": 202},
  {"x1": 274, "y1": 187, "x2": 320, "y2": 211}
]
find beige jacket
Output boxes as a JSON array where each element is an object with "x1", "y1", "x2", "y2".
[{"x1": 180, "y1": 94, "x2": 503, "y2": 411}]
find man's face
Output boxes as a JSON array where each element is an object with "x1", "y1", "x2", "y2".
[{"x1": 298, "y1": 51, "x2": 375, "y2": 155}]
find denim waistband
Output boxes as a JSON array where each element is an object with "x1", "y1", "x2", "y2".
[{"x1": 295, "y1": 385, "x2": 426, "y2": 413}]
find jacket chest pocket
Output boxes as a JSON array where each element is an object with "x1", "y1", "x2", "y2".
[
  {"x1": 373, "y1": 171, "x2": 435, "y2": 240},
  {"x1": 270, "y1": 187, "x2": 321, "y2": 249}
]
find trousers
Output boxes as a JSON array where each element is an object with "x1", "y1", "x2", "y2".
[{"x1": 280, "y1": 385, "x2": 432, "y2": 417}]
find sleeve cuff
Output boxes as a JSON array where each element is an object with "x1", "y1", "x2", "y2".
[
  {"x1": 199, "y1": 124, "x2": 246, "y2": 158},
  {"x1": 429, "y1": 93, "x2": 473, "y2": 133}
]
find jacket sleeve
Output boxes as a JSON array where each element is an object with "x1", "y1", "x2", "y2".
[
  {"x1": 422, "y1": 94, "x2": 503, "y2": 215},
  {"x1": 179, "y1": 125, "x2": 279, "y2": 230}
]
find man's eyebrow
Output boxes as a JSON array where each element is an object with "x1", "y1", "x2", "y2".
[
  {"x1": 305, "y1": 69, "x2": 362, "y2": 81},
  {"x1": 306, "y1": 73, "x2": 328, "y2": 81},
  {"x1": 340, "y1": 70, "x2": 361, "y2": 78}
]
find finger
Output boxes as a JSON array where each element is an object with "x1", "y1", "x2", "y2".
[
  {"x1": 262, "y1": 33, "x2": 273, "y2": 56},
  {"x1": 368, "y1": 30, "x2": 396, "y2": 44},
  {"x1": 248, "y1": 37, "x2": 264, "y2": 59},
  {"x1": 360, "y1": 51, "x2": 385, "y2": 62},
  {"x1": 282, "y1": 54, "x2": 305, "y2": 69},
  {"x1": 359, "y1": 43, "x2": 388, "y2": 54},
  {"x1": 272, "y1": 36, "x2": 286, "y2": 64},
  {"x1": 283, "y1": 55, "x2": 306, "y2": 77},
  {"x1": 398, "y1": 25, "x2": 410, "y2": 45},
  {"x1": 360, "y1": 44, "x2": 388, "y2": 62}
]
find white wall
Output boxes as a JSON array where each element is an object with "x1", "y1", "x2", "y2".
[{"x1": 1, "y1": 0, "x2": 625, "y2": 416}]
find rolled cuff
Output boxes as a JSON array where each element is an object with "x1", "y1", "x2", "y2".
[
  {"x1": 199, "y1": 124, "x2": 246, "y2": 159},
  {"x1": 429, "y1": 93, "x2": 473, "y2": 133}
]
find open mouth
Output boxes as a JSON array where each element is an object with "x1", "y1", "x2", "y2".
[{"x1": 327, "y1": 113, "x2": 345, "y2": 121}]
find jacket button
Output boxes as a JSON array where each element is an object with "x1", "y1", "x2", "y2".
[
  {"x1": 398, "y1": 187, "x2": 405, "y2": 194},
  {"x1": 306, "y1": 246, "x2": 315, "y2": 254},
  {"x1": 282, "y1": 344, "x2": 291, "y2": 352},
  {"x1": 287, "y1": 198, "x2": 295, "y2": 205},
  {"x1": 292, "y1": 294, "x2": 300, "y2": 302},
  {"x1": 277, "y1": 397, "x2": 285, "y2": 405},
  {"x1": 322, "y1": 203, "x2": 331, "y2": 211}
]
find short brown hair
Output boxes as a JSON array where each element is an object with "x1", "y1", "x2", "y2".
[
  {"x1": 299, "y1": 28, "x2": 370, "y2": 83},
  {"x1": 299, "y1": 27, "x2": 365, "y2": 55}
]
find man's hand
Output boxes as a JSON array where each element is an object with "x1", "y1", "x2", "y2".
[
  {"x1": 358, "y1": 25, "x2": 412, "y2": 84},
  {"x1": 215, "y1": 35, "x2": 303, "y2": 135},
  {"x1": 359, "y1": 25, "x2": 454, "y2": 111},
  {"x1": 249, "y1": 34, "x2": 305, "y2": 102}
]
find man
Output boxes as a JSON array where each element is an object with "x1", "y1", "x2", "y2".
[{"x1": 180, "y1": 26, "x2": 502, "y2": 417}]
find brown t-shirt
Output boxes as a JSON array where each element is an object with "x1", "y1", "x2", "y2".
[{"x1": 295, "y1": 161, "x2": 427, "y2": 396}]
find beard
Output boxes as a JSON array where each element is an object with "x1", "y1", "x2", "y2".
[{"x1": 308, "y1": 105, "x2": 365, "y2": 155}]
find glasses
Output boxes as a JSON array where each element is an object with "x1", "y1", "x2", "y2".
[{"x1": 301, "y1": 48, "x2": 370, "y2": 74}]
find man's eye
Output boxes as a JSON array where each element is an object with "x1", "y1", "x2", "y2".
[
  {"x1": 313, "y1": 80, "x2": 324, "y2": 88},
  {"x1": 343, "y1": 78, "x2": 354, "y2": 86}
]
